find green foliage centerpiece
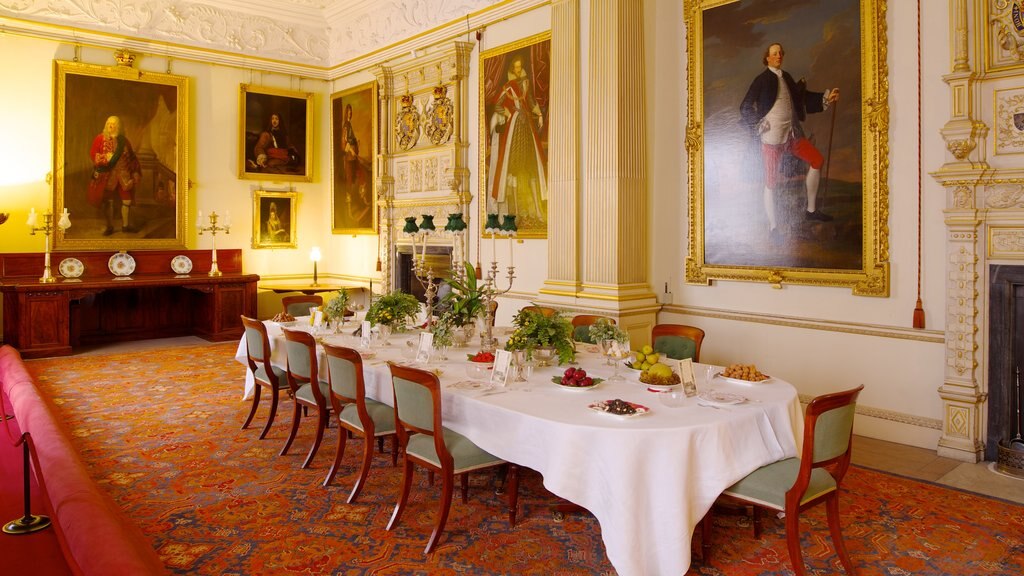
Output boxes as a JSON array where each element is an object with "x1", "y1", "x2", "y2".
[
  {"x1": 365, "y1": 290, "x2": 420, "y2": 331},
  {"x1": 441, "y1": 261, "x2": 484, "y2": 327},
  {"x1": 322, "y1": 288, "x2": 350, "y2": 324},
  {"x1": 505, "y1": 308, "x2": 575, "y2": 366},
  {"x1": 588, "y1": 318, "x2": 627, "y2": 343}
]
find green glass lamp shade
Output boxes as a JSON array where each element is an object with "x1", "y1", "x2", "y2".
[
  {"x1": 484, "y1": 213, "x2": 502, "y2": 234},
  {"x1": 402, "y1": 216, "x2": 419, "y2": 235},
  {"x1": 500, "y1": 214, "x2": 518, "y2": 236},
  {"x1": 419, "y1": 214, "x2": 436, "y2": 233},
  {"x1": 444, "y1": 213, "x2": 467, "y2": 232}
]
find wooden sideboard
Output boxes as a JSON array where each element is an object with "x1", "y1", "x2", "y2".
[{"x1": 1, "y1": 250, "x2": 258, "y2": 359}]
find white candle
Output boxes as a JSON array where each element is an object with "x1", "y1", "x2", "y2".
[
  {"x1": 198, "y1": 210, "x2": 203, "y2": 225},
  {"x1": 509, "y1": 236, "x2": 514, "y2": 268},
  {"x1": 26, "y1": 208, "x2": 37, "y2": 227},
  {"x1": 491, "y1": 232, "x2": 497, "y2": 265}
]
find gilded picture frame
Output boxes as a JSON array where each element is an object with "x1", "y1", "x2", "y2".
[
  {"x1": 252, "y1": 190, "x2": 297, "y2": 249},
  {"x1": 684, "y1": 0, "x2": 889, "y2": 296},
  {"x1": 53, "y1": 59, "x2": 189, "y2": 250},
  {"x1": 238, "y1": 85, "x2": 313, "y2": 182},
  {"x1": 331, "y1": 81, "x2": 378, "y2": 234},
  {"x1": 479, "y1": 31, "x2": 552, "y2": 240}
]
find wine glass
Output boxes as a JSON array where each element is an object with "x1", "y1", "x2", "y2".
[
  {"x1": 605, "y1": 338, "x2": 631, "y2": 382},
  {"x1": 599, "y1": 338, "x2": 615, "y2": 365}
]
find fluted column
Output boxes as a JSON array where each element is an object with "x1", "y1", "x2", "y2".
[{"x1": 539, "y1": 0, "x2": 582, "y2": 298}]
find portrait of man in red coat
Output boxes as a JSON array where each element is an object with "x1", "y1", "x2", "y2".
[{"x1": 88, "y1": 115, "x2": 142, "y2": 236}]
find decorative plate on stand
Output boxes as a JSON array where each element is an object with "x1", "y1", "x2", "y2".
[
  {"x1": 58, "y1": 258, "x2": 84, "y2": 278},
  {"x1": 171, "y1": 255, "x2": 193, "y2": 275},
  {"x1": 108, "y1": 252, "x2": 136, "y2": 277}
]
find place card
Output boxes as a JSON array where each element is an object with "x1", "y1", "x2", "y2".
[
  {"x1": 360, "y1": 321, "x2": 372, "y2": 349},
  {"x1": 416, "y1": 332, "x2": 434, "y2": 364},
  {"x1": 312, "y1": 309, "x2": 324, "y2": 329},
  {"x1": 678, "y1": 358, "x2": 697, "y2": 397},
  {"x1": 491, "y1": 349, "x2": 513, "y2": 387}
]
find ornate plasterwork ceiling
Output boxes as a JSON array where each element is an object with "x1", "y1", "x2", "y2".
[{"x1": 0, "y1": 0, "x2": 502, "y2": 69}]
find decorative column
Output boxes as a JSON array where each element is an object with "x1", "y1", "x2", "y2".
[
  {"x1": 931, "y1": 0, "x2": 987, "y2": 461},
  {"x1": 578, "y1": 0, "x2": 658, "y2": 341},
  {"x1": 376, "y1": 65, "x2": 395, "y2": 289},
  {"x1": 539, "y1": 0, "x2": 582, "y2": 299}
]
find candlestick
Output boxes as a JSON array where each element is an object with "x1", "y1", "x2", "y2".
[
  {"x1": 197, "y1": 210, "x2": 230, "y2": 277},
  {"x1": 27, "y1": 209, "x2": 72, "y2": 283}
]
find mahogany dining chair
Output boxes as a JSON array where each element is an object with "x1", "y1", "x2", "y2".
[
  {"x1": 280, "y1": 327, "x2": 332, "y2": 469},
  {"x1": 282, "y1": 295, "x2": 323, "y2": 317},
  {"x1": 240, "y1": 315, "x2": 289, "y2": 439}
]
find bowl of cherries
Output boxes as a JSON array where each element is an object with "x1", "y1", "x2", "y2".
[
  {"x1": 551, "y1": 367, "x2": 603, "y2": 390},
  {"x1": 466, "y1": 351, "x2": 495, "y2": 380}
]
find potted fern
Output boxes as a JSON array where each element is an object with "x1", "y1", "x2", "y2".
[
  {"x1": 440, "y1": 261, "x2": 484, "y2": 346},
  {"x1": 505, "y1": 308, "x2": 575, "y2": 366}
]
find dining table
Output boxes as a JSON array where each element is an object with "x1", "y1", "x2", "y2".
[{"x1": 234, "y1": 321, "x2": 803, "y2": 576}]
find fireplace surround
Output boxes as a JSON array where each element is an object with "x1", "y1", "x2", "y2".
[{"x1": 988, "y1": 265, "x2": 1024, "y2": 477}]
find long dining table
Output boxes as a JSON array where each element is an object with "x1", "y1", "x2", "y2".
[{"x1": 234, "y1": 321, "x2": 802, "y2": 576}]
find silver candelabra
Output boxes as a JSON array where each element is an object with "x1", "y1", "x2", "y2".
[{"x1": 478, "y1": 260, "x2": 515, "y2": 352}]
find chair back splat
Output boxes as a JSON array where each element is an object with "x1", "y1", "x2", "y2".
[
  {"x1": 651, "y1": 323, "x2": 705, "y2": 362},
  {"x1": 282, "y1": 295, "x2": 323, "y2": 317}
]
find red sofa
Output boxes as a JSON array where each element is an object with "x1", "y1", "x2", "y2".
[{"x1": 0, "y1": 345, "x2": 167, "y2": 575}]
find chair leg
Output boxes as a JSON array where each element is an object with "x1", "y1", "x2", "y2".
[
  {"x1": 700, "y1": 507, "x2": 713, "y2": 564},
  {"x1": 323, "y1": 422, "x2": 348, "y2": 487},
  {"x1": 301, "y1": 406, "x2": 327, "y2": 469},
  {"x1": 279, "y1": 402, "x2": 302, "y2": 456},
  {"x1": 387, "y1": 458, "x2": 415, "y2": 531},
  {"x1": 752, "y1": 505, "x2": 763, "y2": 539},
  {"x1": 460, "y1": 472, "x2": 469, "y2": 504},
  {"x1": 378, "y1": 436, "x2": 385, "y2": 453},
  {"x1": 784, "y1": 505, "x2": 808, "y2": 576},
  {"x1": 241, "y1": 386, "x2": 261, "y2": 430},
  {"x1": 506, "y1": 464, "x2": 519, "y2": 527},
  {"x1": 347, "y1": 432, "x2": 375, "y2": 503},
  {"x1": 826, "y1": 494, "x2": 856, "y2": 574},
  {"x1": 259, "y1": 388, "x2": 280, "y2": 440},
  {"x1": 425, "y1": 471, "x2": 455, "y2": 554},
  {"x1": 390, "y1": 435, "x2": 399, "y2": 466},
  {"x1": 428, "y1": 470, "x2": 435, "y2": 486}
]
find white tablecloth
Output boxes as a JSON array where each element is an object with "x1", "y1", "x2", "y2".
[{"x1": 235, "y1": 325, "x2": 802, "y2": 576}]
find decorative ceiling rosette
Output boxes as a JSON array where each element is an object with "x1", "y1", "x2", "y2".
[{"x1": 424, "y1": 85, "x2": 454, "y2": 146}]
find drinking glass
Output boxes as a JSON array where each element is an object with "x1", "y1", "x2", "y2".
[
  {"x1": 599, "y1": 339, "x2": 615, "y2": 365},
  {"x1": 606, "y1": 338, "x2": 631, "y2": 382}
]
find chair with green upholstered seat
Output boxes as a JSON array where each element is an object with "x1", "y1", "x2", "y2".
[
  {"x1": 386, "y1": 362, "x2": 520, "y2": 554},
  {"x1": 240, "y1": 315, "x2": 290, "y2": 439},
  {"x1": 322, "y1": 343, "x2": 398, "y2": 500},
  {"x1": 711, "y1": 385, "x2": 864, "y2": 575},
  {"x1": 280, "y1": 327, "x2": 332, "y2": 469},
  {"x1": 571, "y1": 315, "x2": 616, "y2": 344},
  {"x1": 651, "y1": 323, "x2": 705, "y2": 362},
  {"x1": 282, "y1": 294, "x2": 323, "y2": 317}
]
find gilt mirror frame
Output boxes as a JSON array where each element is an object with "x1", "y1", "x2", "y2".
[{"x1": 684, "y1": 0, "x2": 889, "y2": 296}]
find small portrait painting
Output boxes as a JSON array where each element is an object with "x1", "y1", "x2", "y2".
[
  {"x1": 252, "y1": 190, "x2": 297, "y2": 249},
  {"x1": 239, "y1": 85, "x2": 313, "y2": 182}
]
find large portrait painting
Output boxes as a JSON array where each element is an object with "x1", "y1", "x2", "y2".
[
  {"x1": 53, "y1": 59, "x2": 188, "y2": 250},
  {"x1": 238, "y1": 85, "x2": 313, "y2": 182},
  {"x1": 331, "y1": 81, "x2": 377, "y2": 234},
  {"x1": 479, "y1": 32, "x2": 551, "y2": 239},
  {"x1": 252, "y1": 190, "x2": 297, "y2": 249},
  {"x1": 685, "y1": 0, "x2": 889, "y2": 296}
]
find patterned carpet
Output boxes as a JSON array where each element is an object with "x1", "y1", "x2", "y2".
[{"x1": 23, "y1": 343, "x2": 1024, "y2": 575}]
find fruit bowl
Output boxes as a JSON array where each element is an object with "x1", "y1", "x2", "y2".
[
  {"x1": 552, "y1": 367, "x2": 602, "y2": 390},
  {"x1": 639, "y1": 370, "x2": 681, "y2": 386},
  {"x1": 551, "y1": 376, "x2": 604, "y2": 390},
  {"x1": 468, "y1": 351, "x2": 496, "y2": 363}
]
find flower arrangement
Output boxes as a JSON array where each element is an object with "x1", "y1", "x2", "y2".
[
  {"x1": 322, "y1": 289, "x2": 350, "y2": 322},
  {"x1": 431, "y1": 311, "x2": 455, "y2": 348},
  {"x1": 505, "y1": 308, "x2": 576, "y2": 365},
  {"x1": 589, "y1": 318, "x2": 627, "y2": 344},
  {"x1": 365, "y1": 290, "x2": 420, "y2": 330}
]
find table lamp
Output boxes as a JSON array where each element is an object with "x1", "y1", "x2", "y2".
[{"x1": 310, "y1": 246, "x2": 322, "y2": 286}]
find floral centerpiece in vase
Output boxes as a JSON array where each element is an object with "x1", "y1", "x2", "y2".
[
  {"x1": 505, "y1": 307, "x2": 575, "y2": 366},
  {"x1": 322, "y1": 288, "x2": 350, "y2": 330},
  {"x1": 588, "y1": 318, "x2": 628, "y2": 364},
  {"x1": 365, "y1": 290, "x2": 420, "y2": 343},
  {"x1": 439, "y1": 261, "x2": 484, "y2": 346}
]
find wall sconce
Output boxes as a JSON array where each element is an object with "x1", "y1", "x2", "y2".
[{"x1": 310, "y1": 246, "x2": 322, "y2": 286}]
